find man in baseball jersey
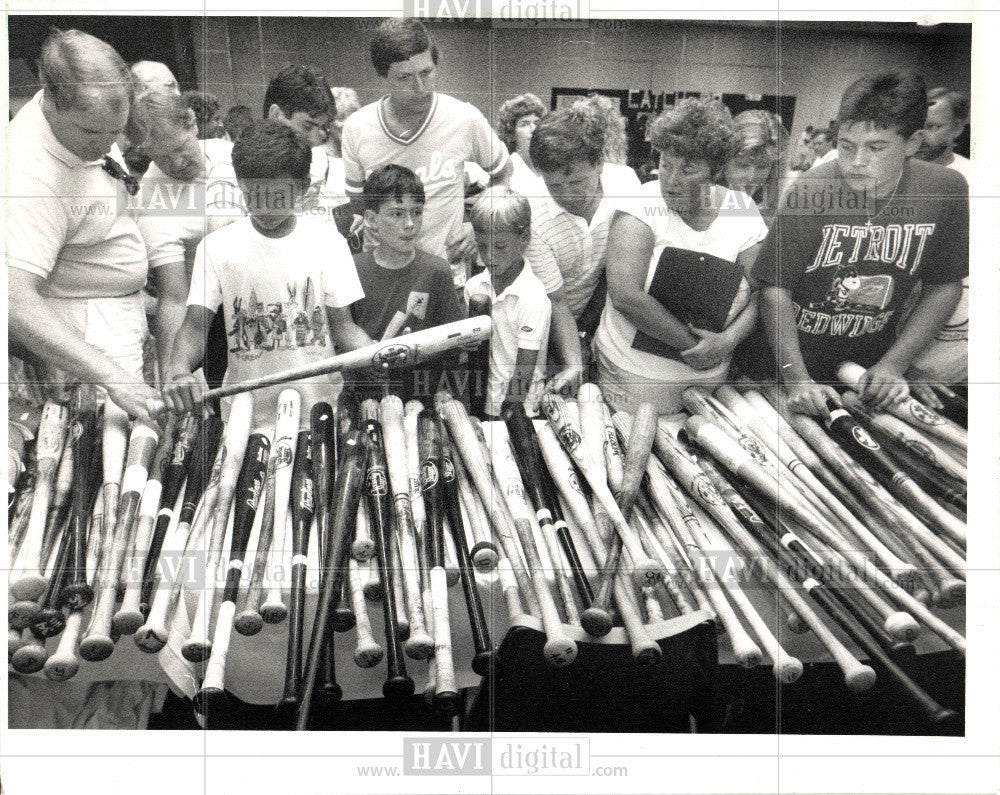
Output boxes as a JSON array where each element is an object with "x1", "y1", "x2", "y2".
[{"x1": 342, "y1": 18, "x2": 512, "y2": 267}]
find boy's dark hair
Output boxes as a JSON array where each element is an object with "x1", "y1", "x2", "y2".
[
  {"x1": 232, "y1": 120, "x2": 311, "y2": 182},
  {"x1": 223, "y1": 104, "x2": 255, "y2": 141},
  {"x1": 263, "y1": 64, "x2": 336, "y2": 120},
  {"x1": 838, "y1": 71, "x2": 927, "y2": 139},
  {"x1": 362, "y1": 164, "x2": 426, "y2": 213},
  {"x1": 182, "y1": 90, "x2": 224, "y2": 139},
  {"x1": 370, "y1": 18, "x2": 439, "y2": 77},
  {"x1": 529, "y1": 107, "x2": 605, "y2": 173}
]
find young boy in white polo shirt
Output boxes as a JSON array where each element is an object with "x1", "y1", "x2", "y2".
[{"x1": 464, "y1": 187, "x2": 551, "y2": 418}]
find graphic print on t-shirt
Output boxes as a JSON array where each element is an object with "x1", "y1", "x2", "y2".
[
  {"x1": 808, "y1": 266, "x2": 894, "y2": 314},
  {"x1": 228, "y1": 277, "x2": 327, "y2": 359}
]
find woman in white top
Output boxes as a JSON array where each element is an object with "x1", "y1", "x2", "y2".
[
  {"x1": 497, "y1": 93, "x2": 546, "y2": 198},
  {"x1": 593, "y1": 98, "x2": 769, "y2": 416}
]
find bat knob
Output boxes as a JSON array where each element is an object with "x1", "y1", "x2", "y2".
[
  {"x1": 934, "y1": 579, "x2": 966, "y2": 609},
  {"x1": 383, "y1": 675, "x2": 415, "y2": 701},
  {"x1": 354, "y1": 641, "x2": 384, "y2": 669},
  {"x1": 260, "y1": 602, "x2": 288, "y2": 624},
  {"x1": 630, "y1": 557, "x2": 666, "y2": 590},
  {"x1": 433, "y1": 689, "x2": 461, "y2": 717},
  {"x1": 43, "y1": 654, "x2": 80, "y2": 682},
  {"x1": 194, "y1": 686, "x2": 226, "y2": 719},
  {"x1": 30, "y1": 608, "x2": 66, "y2": 638},
  {"x1": 731, "y1": 638, "x2": 764, "y2": 669},
  {"x1": 786, "y1": 612, "x2": 809, "y2": 634},
  {"x1": 470, "y1": 542, "x2": 499, "y2": 572},
  {"x1": 773, "y1": 655, "x2": 804, "y2": 684},
  {"x1": 78, "y1": 634, "x2": 116, "y2": 662},
  {"x1": 844, "y1": 663, "x2": 877, "y2": 693},
  {"x1": 8, "y1": 600, "x2": 42, "y2": 630},
  {"x1": 542, "y1": 638, "x2": 578, "y2": 668},
  {"x1": 10, "y1": 643, "x2": 48, "y2": 674},
  {"x1": 234, "y1": 610, "x2": 264, "y2": 636},
  {"x1": 395, "y1": 619, "x2": 411, "y2": 642},
  {"x1": 352, "y1": 539, "x2": 375, "y2": 561},
  {"x1": 320, "y1": 681, "x2": 343, "y2": 705},
  {"x1": 444, "y1": 566, "x2": 461, "y2": 588},
  {"x1": 133, "y1": 624, "x2": 168, "y2": 653},
  {"x1": 884, "y1": 612, "x2": 921, "y2": 642},
  {"x1": 330, "y1": 606, "x2": 357, "y2": 632},
  {"x1": 580, "y1": 607, "x2": 614, "y2": 638},
  {"x1": 58, "y1": 583, "x2": 94, "y2": 611},
  {"x1": 930, "y1": 709, "x2": 962, "y2": 732},
  {"x1": 9, "y1": 574, "x2": 47, "y2": 603},
  {"x1": 471, "y1": 649, "x2": 496, "y2": 677},
  {"x1": 181, "y1": 639, "x2": 211, "y2": 663},
  {"x1": 112, "y1": 609, "x2": 145, "y2": 637},
  {"x1": 632, "y1": 639, "x2": 662, "y2": 667},
  {"x1": 403, "y1": 631, "x2": 435, "y2": 661},
  {"x1": 890, "y1": 641, "x2": 917, "y2": 659}
]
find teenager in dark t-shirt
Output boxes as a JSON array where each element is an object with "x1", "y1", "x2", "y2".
[
  {"x1": 749, "y1": 70, "x2": 968, "y2": 417},
  {"x1": 348, "y1": 164, "x2": 465, "y2": 402}
]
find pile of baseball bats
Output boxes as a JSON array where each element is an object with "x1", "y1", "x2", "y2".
[{"x1": 8, "y1": 356, "x2": 966, "y2": 730}]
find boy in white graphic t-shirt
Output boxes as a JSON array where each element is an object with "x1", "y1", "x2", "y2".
[
  {"x1": 163, "y1": 121, "x2": 373, "y2": 431},
  {"x1": 464, "y1": 187, "x2": 551, "y2": 418}
]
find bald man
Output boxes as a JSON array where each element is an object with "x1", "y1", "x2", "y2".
[{"x1": 8, "y1": 30, "x2": 165, "y2": 421}]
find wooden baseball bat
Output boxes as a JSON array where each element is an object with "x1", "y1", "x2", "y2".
[
  {"x1": 416, "y1": 410, "x2": 460, "y2": 711},
  {"x1": 10, "y1": 401, "x2": 69, "y2": 601},
  {"x1": 438, "y1": 419, "x2": 495, "y2": 676},
  {"x1": 201, "y1": 317, "x2": 492, "y2": 401},
  {"x1": 134, "y1": 416, "x2": 223, "y2": 652},
  {"x1": 260, "y1": 390, "x2": 301, "y2": 624},
  {"x1": 716, "y1": 385, "x2": 919, "y2": 585},
  {"x1": 450, "y1": 431, "x2": 499, "y2": 570},
  {"x1": 824, "y1": 404, "x2": 966, "y2": 548},
  {"x1": 181, "y1": 392, "x2": 255, "y2": 662},
  {"x1": 78, "y1": 421, "x2": 160, "y2": 661},
  {"x1": 195, "y1": 431, "x2": 270, "y2": 715},
  {"x1": 363, "y1": 401, "x2": 415, "y2": 701},
  {"x1": 378, "y1": 396, "x2": 435, "y2": 659},
  {"x1": 466, "y1": 294, "x2": 492, "y2": 418},
  {"x1": 113, "y1": 413, "x2": 179, "y2": 635},
  {"x1": 438, "y1": 394, "x2": 578, "y2": 666},
  {"x1": 540, "y1": 393, "x2": 665, "y2": 589},
  {"x1": 279, "y1": 430, "x2": 315, "y2": 711},
  {"x1": 58, "y1": 386, "x2": 101, "y2": 611},
  {"x1": 837, "y1": 362, "x2": 967, "y2": 451}
]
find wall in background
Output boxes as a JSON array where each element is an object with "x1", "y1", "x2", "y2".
[{"x1": 188, "y1": 17, "x2": 971, "y2": 152}]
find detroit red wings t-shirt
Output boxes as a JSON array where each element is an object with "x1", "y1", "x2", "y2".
[{"x1": 751, "y1": 158, "x2": 968, "y2": 381}]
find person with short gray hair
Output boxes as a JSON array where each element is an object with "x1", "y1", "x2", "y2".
[{"x1": 8, "y1": 29, "x2": 164, "y2": 422}]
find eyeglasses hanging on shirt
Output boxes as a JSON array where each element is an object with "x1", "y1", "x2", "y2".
[{"x1": 102, "y1": 155, "x2": 140, "y2": 197}]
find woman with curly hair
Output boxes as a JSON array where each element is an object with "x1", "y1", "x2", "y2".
[
  {"x1": 724, "y1": 109, "x2": 789, "y2": 225},
  {"x1": 573, "y1": 93, "x2": 629, "y2": 166},
  {"x1": 497, "y1": 93, "x2": 546, "y2": 195},
  {"x1": 593, "y1": 98, "x2": 769, "y2": 415}
]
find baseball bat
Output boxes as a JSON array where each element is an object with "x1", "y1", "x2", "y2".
[
  {"x1": 260, "y1": 390, "x2": 301, "y2": 624},
  {"x1": 504, "y1": 402, "x2": 604, "y2": 633},
  {"x1": 57, "y1": 387, "x2": 101, "y2": 610},
  {"x1": 837, "y1": 362, "x2": 967, "y2": 451},
  {"x1": 195, "y1": 431, "x2": 270, "y2": 715},
  {"x1": 134, "y1": 416, "x2": 224, "y2": 652},
  {"x1": 278, "y1": 430, "x2": 315, "y2": 712},
  {"x1": 78, "y1": 421, "x2": 160, "y2": 661},
  {"x1": 29, "y1": 519, "x2": 73, "y2": 639},
  {"x1": 439, "y1": 394, "x2": 579, "y2": 665},
  {"x1": 438, "y1": 419, "x2": 495, "y2": 676},
  {"x1": 379, "y1": 396, "x2": 435, "y2": 659},
  {"x1": 10, "y1": 401, "x2": 69, "y2": 601},
  {"x1": 823, "y1": 404, "x2": 966, "y2": 548},
  {"x1": 181, "y1": 392, "x2": 255, "y2": 662},
  {"x1": 417, "y1": 411, "x2": 459, "y2": 711},
  {"x1": 296, "y1": 431, "x2": 366, "y2": 729},
  {"x1": 112, "y1": 413, "x2": 178, "y2": 635},
  {"x1": 541, "y1": 393, "x2": 665, "y2": 589},
  {"x1": 201, "y1": 317, "x2": 492, "y2": 401}
]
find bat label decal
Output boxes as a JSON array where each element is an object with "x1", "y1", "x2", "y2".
[{"x1": 851, "y1": 426, "x2": 880, "y2": 450}]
